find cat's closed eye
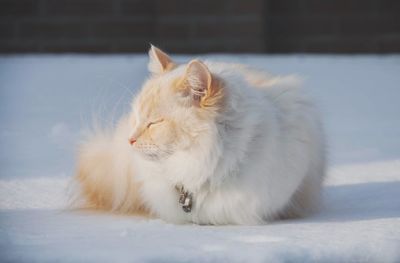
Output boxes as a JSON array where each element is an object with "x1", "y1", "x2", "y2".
[{"x1": 147, "y1": 119, "x2": 164, "y2": 128}]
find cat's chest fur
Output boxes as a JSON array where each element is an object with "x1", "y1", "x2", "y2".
[{"x1": 135, "y1": 164, "x2": 263, "y2": 225}]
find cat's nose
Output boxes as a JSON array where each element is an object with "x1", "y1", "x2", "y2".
[{"x1": 129, "y1": 137, "x2": 137, "y2": 145}]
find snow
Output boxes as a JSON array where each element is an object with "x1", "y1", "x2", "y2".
[{"x1": 1, "y1": 54, "x2": 400, "y2": 262}]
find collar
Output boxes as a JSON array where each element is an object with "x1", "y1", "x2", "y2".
[{"x1": 175, "y1": 184, "x2": 193, "y2": 213}]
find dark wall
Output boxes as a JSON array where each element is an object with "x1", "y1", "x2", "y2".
[
  {"x1": 266, "y1": 1, "x2": 400, "y2": 53},
  {"x1": 0, "y1": 0, "x2": 399, "y2": 53}
]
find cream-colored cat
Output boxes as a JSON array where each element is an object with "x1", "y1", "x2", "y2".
[{"x1": 75, "y1": 46, "x2": 325, "y2": 225}]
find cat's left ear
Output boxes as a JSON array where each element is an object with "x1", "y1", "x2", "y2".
[
  {"x1": 148, "y1": 45, "x2": 175, "y2": 75},
  {"x1": 181, "y1": 60, "x2": 224, "y2": 108}
]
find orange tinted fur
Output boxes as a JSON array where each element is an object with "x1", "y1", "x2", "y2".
[
  {"x1": 199, "y1": 75, "x2": 225, "y2": 109},
  {"x1": 173, "y1": 72, "x2": 225, "y2": 114},
  {"x1": 76, "y1": 132, "x2": 149, "y2": 215}
]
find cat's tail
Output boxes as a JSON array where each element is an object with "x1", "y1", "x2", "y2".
[{"x1": 72, "y1": 118, "x2": 148, "y2": 215}]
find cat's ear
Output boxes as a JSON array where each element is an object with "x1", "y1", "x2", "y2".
[
  {"x1": 148, "y1": 45, "x2": 175, "y2": 75},
  {"x1": 185, "y1": 60, "x2": 211, "y2": 100},
  {"x1": 181, "y1": 60, "x2": 224, "y2": 108}
]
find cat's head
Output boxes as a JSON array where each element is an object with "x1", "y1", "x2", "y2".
[{"x1": 128, "y1": 45, "x2": 225, "y2": 160}]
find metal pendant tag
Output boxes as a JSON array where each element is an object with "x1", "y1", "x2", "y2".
[
  {"x1": 182, "y1": 193, "x2": 192, "y2": 213},
  {"x1": 176, "y1": 184, "x2": 193, "y2": 213}
]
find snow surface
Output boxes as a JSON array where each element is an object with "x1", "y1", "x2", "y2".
[{"x1": 0, "y1": 54, "x2": 400, "y2": 262}]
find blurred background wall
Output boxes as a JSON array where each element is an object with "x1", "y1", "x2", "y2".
[{"x1": 0, "y1": 0, "x2": 399, "y2": 53}]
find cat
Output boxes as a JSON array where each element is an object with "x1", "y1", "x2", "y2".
[{"x1": 75, "y1": 45, "x2": 326, "y2": 225}]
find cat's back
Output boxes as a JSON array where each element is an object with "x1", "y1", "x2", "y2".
[
  {"x1": 205, "y1": 61, "x2": 301, "y2": 96},
  {"x1": 204, "y1": 61, "x2": 313, "y2": 116}
]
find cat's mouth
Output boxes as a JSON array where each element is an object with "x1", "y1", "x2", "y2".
[
  {"x1": 141, "y1": 152, "x2": 163, "y2": 161},
  {"x1": 133, "y1": 147, "x2": 173, "y2": 161}
]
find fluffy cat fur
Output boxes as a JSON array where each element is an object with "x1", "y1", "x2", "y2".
[{"x1": 75, "y1": 45, "x2": 325, "y2": 225}]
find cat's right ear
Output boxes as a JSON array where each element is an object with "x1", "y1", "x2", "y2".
[
  {"x1": 179, "y1": 60, "x2": 224, "y2": 109},
  {"x1": 148, "y1": 45, "x2": 175, "y2": 75}
]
